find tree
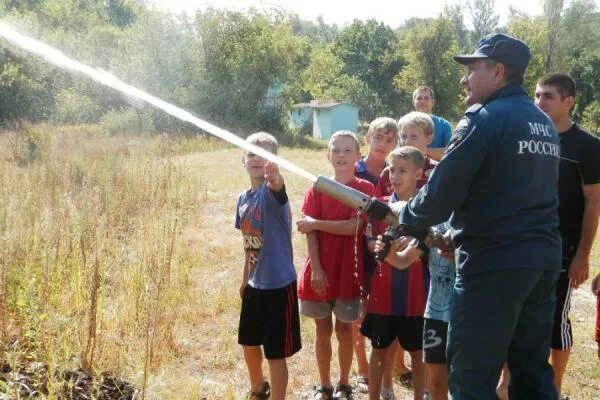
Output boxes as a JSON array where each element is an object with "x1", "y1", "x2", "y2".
[
  {"x1": 507, "y1": 16, "x2": 547, "y2": 96},
  {"x1": 582, "y1": 100, "x2": 600, "y2": 134},
  {"x1": 443, "y1": 4, "x2": 471, "y2": 52},
  {"x1": 395, "y1": 18, "x2": 464, "y2": 120},
  {"x1": 195, "y1": 9, "x2": 307, "y2": 134},
  {"x1": 330, "y1": 20, "x2": 403, "y2": 119},
  {"x1": 569, "y1": 51, "x2": 600, "y2": 121},
  {"x1": 468, "y1": 0, "x2": 499, "y2": 44},
  {"x1": 543, "y1": 0, "x2": 565, "y2": 71}
]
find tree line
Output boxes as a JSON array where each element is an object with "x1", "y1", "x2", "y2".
[{"x1": 0, "y1": 0, "x2": 599, "y2": 137}]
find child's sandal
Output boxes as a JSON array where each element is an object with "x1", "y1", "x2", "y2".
[
  {"x1": 247, "y1": 381, "x2": 270, "y2": 400},
  {"x1": 312, "y1": 385, "x2": 333, "y2": 400},
  {"x1": 334, "y1": 383, "x2": 353, "y2": 400}
]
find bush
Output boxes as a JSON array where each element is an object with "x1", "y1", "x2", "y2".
[
  {"x1": 99, "y1": 108, "x2": 154, "y2": 135},
  {"x1": 9, "y1": 125, "x2": 51, "y2": 166},
  {"x1": 53, "y1": 89, "x2": 102, "y2": 124}
]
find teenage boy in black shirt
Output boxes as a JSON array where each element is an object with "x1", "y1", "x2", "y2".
[{"x1": 535, "y1": 73, "x2": 600, "y2": 399}]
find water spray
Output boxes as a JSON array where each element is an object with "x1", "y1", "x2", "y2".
[
  {"x1": 0, "y1": 22, "x2": 316, "y2": 183},
  {"x1": 0, "y1": 22, "x2": 452, "y2": 258}
]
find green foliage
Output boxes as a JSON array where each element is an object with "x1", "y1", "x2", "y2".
[
  {"x1": 582, "y1": 100, "x2": 600, "y2": 134},
  {"x1": 331, "y1": 20, "x2": 403, "y2": 119},
  {"x1": 395, "y1": 18, "x2": 464, "y2": 120},
  {"x1": 53, "y1": 89, "x2": 102, "y2": 124},
  {"x1": 99, "y1": 108, "x2": 154, "y2": 135},
  {"x1": 570, "y1": 51, "x2": 600, "y2": 120},
  {"x1": 507, "y1": 16, "x2": 548, "y2": 96},
  {"x1": 195, "y1": 9, "x2": 307, "y2": 135}
]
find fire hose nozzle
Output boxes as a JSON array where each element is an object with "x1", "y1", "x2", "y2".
[{"x1": 313, "y1": 175, "x2": 400, "y2": 228}]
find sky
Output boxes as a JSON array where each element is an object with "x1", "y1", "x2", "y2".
[{"x1": 149, "y1": 0, "x2": 546, "y2": 27}]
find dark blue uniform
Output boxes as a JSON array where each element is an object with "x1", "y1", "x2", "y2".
[{"x1": 400, "y1": 84, "x2": 561, "y2": 399}]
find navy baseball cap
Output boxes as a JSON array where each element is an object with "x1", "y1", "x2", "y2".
[{"x1": 454, "y1": 33, "x2": 531, "y2": 75}]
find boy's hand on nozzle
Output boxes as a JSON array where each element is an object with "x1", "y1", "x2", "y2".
[
  {"x1": 297, "y1": 215, "x2": 317, "y2": 233},
  {"x1": 374, "y1": 234, "x2": 409, "y2": 262},
  {"x1": 264, "y1": 161, "x2": 283, "y2": 191},
  {"x1": 310, "y1": 267, "x2": 328, "y2": 297}
]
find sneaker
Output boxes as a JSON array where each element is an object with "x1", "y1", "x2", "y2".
[
  {"x1": 560, "y1": 396, "x2": 570, "y2": 400},
  {"x1": 380, "y1": 387, "x2": 396, "y2": 400},
  {"x1": 247, "y1": 381, "x2": 270, "y2": 400}
]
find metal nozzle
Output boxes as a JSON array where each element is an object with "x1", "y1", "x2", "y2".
[{"x1": 313, "y1": 175, "x2": 400, "y2": 228}]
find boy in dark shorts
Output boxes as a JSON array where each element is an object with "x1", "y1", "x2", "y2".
[
  {"x1": 297, "y1": 131, "x2": 374, "y2": 400},
  {"x1": 353, "y1": 117, "x2": 399, "y2": 393},
  {"x1": 366, "y1": 146, "x2": 429, "y2": 400},
  {"x1": 236, "y1": 132, "x2": 301, "y2": 400}
]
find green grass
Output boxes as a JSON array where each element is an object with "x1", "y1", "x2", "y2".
[{"x1": 0, "y1": 125, "x2": 598, "y2": 399}]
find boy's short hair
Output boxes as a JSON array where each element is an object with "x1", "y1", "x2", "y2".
[
  {"x1": 537, "y1": 73, "x2": 576, "y2": 99},
  {"x1": 246, "y1": 131, "x2": 278, "y2": 154},
  {"x1": 328, "y1": 130, "x2": 360, "y2": 151},
  {"x1": 388, "y1": 146, "x2": 425, "y2": 170},
  {"x1": 367, "y1": 117, "x2": 399, "y2": 137},
  {"x1": 412, "y1": 86, "x2": 435, "y2": 101},
  {"x1": 398, "y1": 111, "x2": 434, "y2": 137}
]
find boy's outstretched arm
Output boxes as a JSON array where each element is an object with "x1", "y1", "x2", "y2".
[
  {"x1": 297, "y1": 215, "x2": 362, "y2": 236},
  {"x1": 264, "y1": 161, "x2": 284, "y2": 192},
  {"x1": 306, "y1": 231, "x2": 327, "y2": 296}
]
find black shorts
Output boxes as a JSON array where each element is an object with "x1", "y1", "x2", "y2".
[
  {"x1": 360, "y1": 313, "x2": 423, "y2": 351},
  {"x1": 551, "y1": 273, "x2": 573, "y2": 350},
  {"x1": 238, "y1": 281, "x2": 301, "y2": 359},
  {"x1": 423, "y1": 318, "x2": 448, "y2": 364}
]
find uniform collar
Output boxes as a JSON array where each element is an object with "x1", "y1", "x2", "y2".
[{"x1": 484, "y1": 84, "x2": 527, "y2": 105}]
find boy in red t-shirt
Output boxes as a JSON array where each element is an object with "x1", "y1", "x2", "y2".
[
  {"x1": 353, "y1": 117, "x2": 399, "y2": 392},
  {"x1": 365, "y1": 146, "x2": 429, "y2": 400},
  {"x1": 297, "y1": 131, "x2": 375, "y2": 400}
]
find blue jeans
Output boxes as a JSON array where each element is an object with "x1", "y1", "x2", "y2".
[{"x1": 447, "y1": 268, "x2": 559, "y2": 400}]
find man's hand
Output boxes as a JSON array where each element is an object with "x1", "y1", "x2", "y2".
[
  {"x1": 568, "y1": 254, "x2": 589, "y2": 288},
  {"x1": 297, "y1": 215, "x2": 317, "y2": 233},
  {"x1": 310, "y1": 266, "x2": 328, "y2": 296}
]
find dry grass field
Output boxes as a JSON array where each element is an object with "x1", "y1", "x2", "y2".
[{"x1": 0, "y1": 126, "x2": 598, "y2": 399}]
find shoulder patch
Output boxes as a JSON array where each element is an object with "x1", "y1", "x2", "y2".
[
  {"x1": 446, "y1": 118, "x2": 470, "y2": 152},
  {"x1": 465, "y1": 103, "x2": 483, "y2": 115}
]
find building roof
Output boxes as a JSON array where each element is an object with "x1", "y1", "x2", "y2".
[{"x1": 293, "y1": 100, "x2": 355, "y2": 109}]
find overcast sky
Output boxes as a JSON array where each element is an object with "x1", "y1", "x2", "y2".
[{"x1": 149, "y1": 0, "x2": 547, "y2": 27}]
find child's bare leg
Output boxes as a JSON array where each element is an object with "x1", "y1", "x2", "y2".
[
  {"x1": 382, "y1": 340, "x2": 397, "y2": 390},
  {"x1": 267, "y1": 358, "x2": 287, "y2": 400},
  {"x1": 394, "y1": 343, "x2": 411, "y2": 375},
  {"x1": 426, "y1": 363, "x2": 449, "y2": 400},
  {"x1": 315, "y1": 317, "x2": 334, "y2": 388},
  {"x1": 496, "y1": 363, "x2": 510, "y2": 400},
  {"x1": 353, "y1": 321, "x2": 369, "y2": 378},
  {"x1": 243, "y1": 345, "x2": 265, "y2": 391},
  {"x1": 409, "y1": 350, "x2": 426, "y2": 400},
  {"x1": 335, "y1": 319, "x2": 353, "y2": 385},
  {"x1": 369, "y1": 347, "x2": 389, "y2": 400}
]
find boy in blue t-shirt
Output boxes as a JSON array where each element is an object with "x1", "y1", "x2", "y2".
[
  {"x1": 235, "y1": 132, "x2": 301, "y2": 400},
  {"x1": 423, "y1": 222, "x2": 455, "y2": 400}
]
